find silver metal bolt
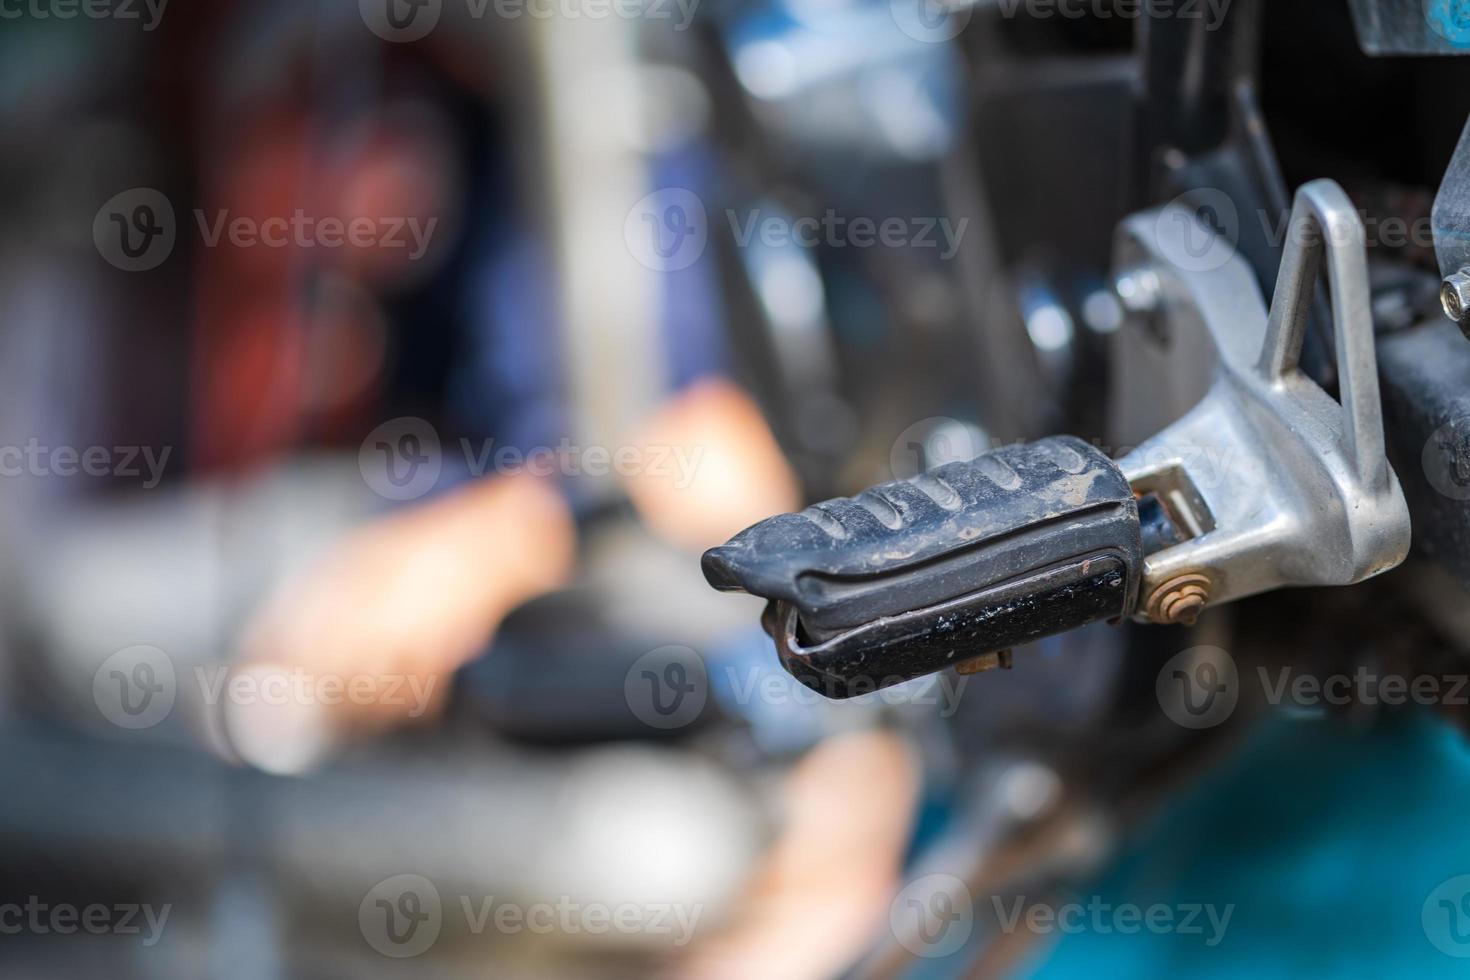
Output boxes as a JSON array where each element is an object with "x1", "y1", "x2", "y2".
[{"x1": 1440, "y1": 267, "x2": 1470, "y2": 335}]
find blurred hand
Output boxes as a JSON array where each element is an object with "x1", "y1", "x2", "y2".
[
  {"x1": 225, "y1": 473, "x2": 574, "y2": 772},
  {"x1": 623, "y1": 378, "x2": 802, "y2": 553},
  {"x1": 677, "y1": 731, "x2": 920, "y2": 980}
]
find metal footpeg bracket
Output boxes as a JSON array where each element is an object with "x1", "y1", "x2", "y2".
[
  {"x1": 1116, "y1": 178, "x2": 1411, "y2": 622},
  {"x1": 702, "y1": 179, "x2": 1411, "y2": 698}
]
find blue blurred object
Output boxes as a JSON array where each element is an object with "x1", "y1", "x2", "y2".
[{"x1": 1025, "y1": 709, "x2": 1470, "y2": 978}]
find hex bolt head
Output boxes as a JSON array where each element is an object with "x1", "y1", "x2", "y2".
[{"x1": 1440, "y1": 268, "x2": 1470, "y2": 337}]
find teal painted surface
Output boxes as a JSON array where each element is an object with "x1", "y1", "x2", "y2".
[{"x1": 1024, "y1": 709, "x2": 1470, "y2": 978}]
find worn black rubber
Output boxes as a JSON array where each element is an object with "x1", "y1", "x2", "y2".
[{"x1": 702, "y1": 437, "x2": 1144, "y2": 697}]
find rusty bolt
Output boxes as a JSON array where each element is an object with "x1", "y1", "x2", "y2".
[
  {"x1": 1144, "y1": 574, "x2": 1211, "y2": 626},
  {"x1": 1441, "y1": 268, "x2": 1470, "y2": 337}
]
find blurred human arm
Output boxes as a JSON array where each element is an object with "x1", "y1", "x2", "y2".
[
  {"x1": 225, "y1": 472, "x2": 574, "y2": 772},
  {"x1": 622, "y1": 377, "x2": 802, "y2": 553},
  {"x1": 676, "y1": 731, "x2": 921, "y2": 980},
  {"x1": 225, "y1": 376, "x2": 799, "y2": 772}
]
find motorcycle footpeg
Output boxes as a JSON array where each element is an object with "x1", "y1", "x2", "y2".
[
  {"x1": 703, "y1": 181, "x2": 1414, "y2": 702},
  {"x1": 701, "y1": 438, "x2": 1144, "y2": 698}
]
